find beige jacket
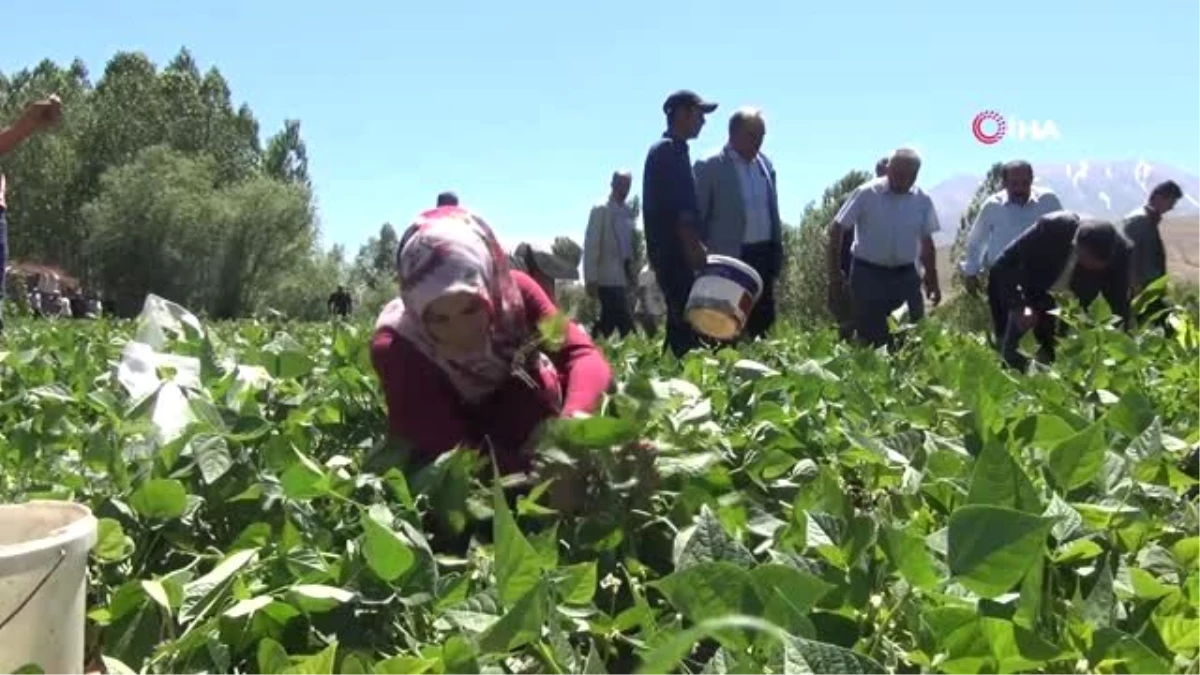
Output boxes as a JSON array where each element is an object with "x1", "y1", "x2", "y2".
[{"x1": 583, "y1": 200, "x2": 635, "y2": 287}]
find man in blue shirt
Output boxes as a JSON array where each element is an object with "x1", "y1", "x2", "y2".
[{"x1": 642, "y1": 90, "x2": 717, "y2": 357}]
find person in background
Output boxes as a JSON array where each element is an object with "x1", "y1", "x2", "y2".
[
  {"x1": 371, "y1": 206, "x2": 612, "y2": 475},
  {"x1": 0, "y1": 94, "x2": 62, "y2": 331},
  {"x1": 583, "y1": 170, "x2": 637, "y2": 338},
  {"x1": 511, "y1": 241, "x2": 580, "y2": 300},
  {"x1": 989, "y1": 211, "x2": 1131, "y2": 371},
  {"x1": 827, "y1": 147, "x2": 941, "y2": 348},
  {"x1": 643, "y1": 89, "x2": 718, "y2": 357},
  {"x1": 437, "y1": 191, "x2": 459, "y2": 207},
  {"x1": 693, "y1": 107, "x2": 783, "y2": 340},
  {"x1": 634, "y1": 264, "x2": 666, "y2": 335},
  {"x1": 1123, "y1": 179, "x2": 1183, "y2": 326},
  {"x1": 328, "y1": 284, "x2": 353, "y2": 318},
  {"x1": 960, "y1": 160, "x2": 1063, "y2": 345},
  {"x1": 68, "y1": 288, "x2": 87, "y2": 319},
  {"x1": 835, "y1": 156, "x2": 890, "y2": 340}
]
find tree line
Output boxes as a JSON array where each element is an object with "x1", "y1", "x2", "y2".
[{"x1": 2, "y1": 47, "x2": 999, "y2": 325}]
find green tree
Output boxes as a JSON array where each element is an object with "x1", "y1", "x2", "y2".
[
  {"x1": 777, "y1": 169, "x2": 871, "y2": 325},
  {"x1": 0, "y1": 49, "x2": 338, "y2": 319}
]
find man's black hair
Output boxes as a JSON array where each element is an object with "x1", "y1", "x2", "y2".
[
  {"x1": 1150, "y1": 180, "x2": 1184, "y2": 201},
  {"x1": 1075, "y1": 219, "x2": 1126, "y2": 263}
]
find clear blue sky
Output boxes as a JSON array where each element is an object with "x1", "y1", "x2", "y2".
[{"x1": 3, "y1": 0, "x2": 1198, "y2": 253}]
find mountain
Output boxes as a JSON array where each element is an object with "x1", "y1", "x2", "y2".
[{"x1": 926, "y1": 160, "x2": 1200, "y2": 247}]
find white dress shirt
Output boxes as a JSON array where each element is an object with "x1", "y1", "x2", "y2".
[{"x1": 960, "y1": 188, "x2": 1063, "y2": 276}]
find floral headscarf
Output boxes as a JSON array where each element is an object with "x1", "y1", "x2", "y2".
[{"x1": 376, "y1": 206, "x2": 536, "y2": 403}]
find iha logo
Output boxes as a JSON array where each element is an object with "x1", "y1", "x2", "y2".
[{"x1": 971, "y1": 111, "x2": 1061, "y2": 144}]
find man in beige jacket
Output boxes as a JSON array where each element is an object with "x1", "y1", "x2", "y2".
[{"x1": 583, "y1": 170, "x2": 637, "y2": 338}]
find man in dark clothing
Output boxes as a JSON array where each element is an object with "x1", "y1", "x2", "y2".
[
  {"x1": 642, "y1": 89, "x2": 717, "y2": 358},
  {"x1": 328, "y1": 285, "x2": 353, "y2": 318},
  {"x1": 1123, "y1": 179, "x2": 1183, "y2": 327},
  {"x1": 436, "y1": 191, "x2": 459, "y2": 207},
  {"x1": 990, "y1": 211, "x2": 1131, "y2": 371}
]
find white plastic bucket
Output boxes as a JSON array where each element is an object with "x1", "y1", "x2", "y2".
[
  {"x1": 685, "y1": 254, "x2": 764, "y2": 341},
  {"x1": 0, "y1": 501, "x2": 98, "y2": 675}
]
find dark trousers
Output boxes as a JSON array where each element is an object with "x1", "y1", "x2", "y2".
[
  {"x1": 1000, "y1": 304, "x2": 1060, "y2": 371},
  {"x1": 849, "y1": 259, "x2": 924, "y2": 348},
  {"x1": 657, "y1": 266, "x2": 701, "y2": 358},
  {"x1": 739, "y1": 242, "x2": 778, "y2": 341},
  {"x1": 593, "y1": 286, "x2": 634, "y2": 339},
  {"x1": 986, "y1": 275, "x2": 1007, "y2": 346}
]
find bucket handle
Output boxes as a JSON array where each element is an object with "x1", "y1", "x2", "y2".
[{"x1": 0, "y1": 547, "x2": 66, "y2": 634}]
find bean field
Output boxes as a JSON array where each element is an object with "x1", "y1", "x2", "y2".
[{"x1": 1, "y1": 295, "x2": 1198, "y2": 674}]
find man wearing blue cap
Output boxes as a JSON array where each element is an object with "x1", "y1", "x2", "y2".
[{"x1": 642, "y1": 89, "x2": 718, "y2": 358}]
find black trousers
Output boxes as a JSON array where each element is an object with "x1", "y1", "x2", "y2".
[
  {"x1": 986, "y1": 275, "x2": 1007, "y2": 346},
  {"x1": 849, "y1": 259, "x2": 923, "y2": 348},
  {"x1": 739, "y1": 242, "x2": 779, "y2": 341},
  {"x1": 657, "y1": 264, "x2": 701, "y2": 359},
  {"x1": 593, "y1": 286, "x2": 634, "y2": 339}
]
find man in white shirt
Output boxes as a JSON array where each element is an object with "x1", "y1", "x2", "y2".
[
  {"x1": 827, "y1": 147, "x2": 941, "y2": 348},
  {"x1": 960, "y1": 160, "x2": 1063, "y2": 344},
  {"x1": 583, "y1": 170, "x2": 637, "y2": 338}
]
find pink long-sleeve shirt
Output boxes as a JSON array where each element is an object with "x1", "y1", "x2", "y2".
[{"x1": 371, "y1": 271, "x2": 612, "y2": 473}]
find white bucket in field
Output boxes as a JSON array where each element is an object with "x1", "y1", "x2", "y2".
[
  {"x1": 0, "y1": 501, "x2": 98, "y2": 675},
  {"x1": 685, "y1": 254, "x2": 764, "y2": 341}
]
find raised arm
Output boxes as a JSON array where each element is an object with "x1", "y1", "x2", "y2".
[
  {"x1": 515, "y1": 271, "x2": 612, "y2": 416},
  {"x1": 960, "y1": 201, "x2": 996, "y2": 277}
]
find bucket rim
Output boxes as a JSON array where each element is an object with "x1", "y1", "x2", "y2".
[
  {"x1": 699, "y1": 256, "x2": 764, "y2": 299},
  {"x1": 702, "y1": 255, "x2": 764, "y2": 287},
  {"x1": 0, "y1": 501, "x2": 98, "y2": 570}
]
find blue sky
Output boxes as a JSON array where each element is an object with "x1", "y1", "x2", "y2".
[{"x1": 3, "y1": 0, "x2": 1198, "y2": 254}]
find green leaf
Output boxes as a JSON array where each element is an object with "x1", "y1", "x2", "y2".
[
  {"x1": 281, "y1": 449, "x2": 330, "y2": 500},
  {"x1": 749, "y1": 564, "x2": 832, "y2": 635},
  {"x1": 966, "y1": 441, "x2": 1042, "y2": 512},
  {"x1": 478, "y1": 579, "x2": 547, "y2": 654},
  {"x1": 948, "y1": 504, "x2": 1054, "y2": 598},
  {"x1": 555, "y1": 415, "x2": 639, "y2": 448},
  {"x1": 675, "y1": 505, "x2": 755, "y2": 569},
  {"x1": 555, "y1": 561, "x2": 597, "y2": 605},
  {"x1": 286, "y1": 585, "x2": 356, "y2": 613},
  {"x1": 189, "y1": 432, "x2": 233, "y2": 484},
  {"x1": 652, "y1": 561, "x2": 760, "y2": 624},
  {"x1": 94, "y1": 517, "x2": 134, "y2": 561},
  {"x1": 361, "y1": 505, "x2": 416, "y2": 582},
  {"x1": 1046, "y1": 421, "x2": 1107, "y2": 492},
  {"x1": 129, "y1": 478, "x2": 188, "y2": 519},
  {"x1": 780, "y1": 634, "x2": 886, "y2": 674},
  {"x1": 491, "y1": 480, "x2": 545, "y2": 606},
  {"x1": 881, "y1": 523, "x2": 944, "y2": 590},
  {"x1": 283, "y1": 643, "x2": 337, "y2": 674}
]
